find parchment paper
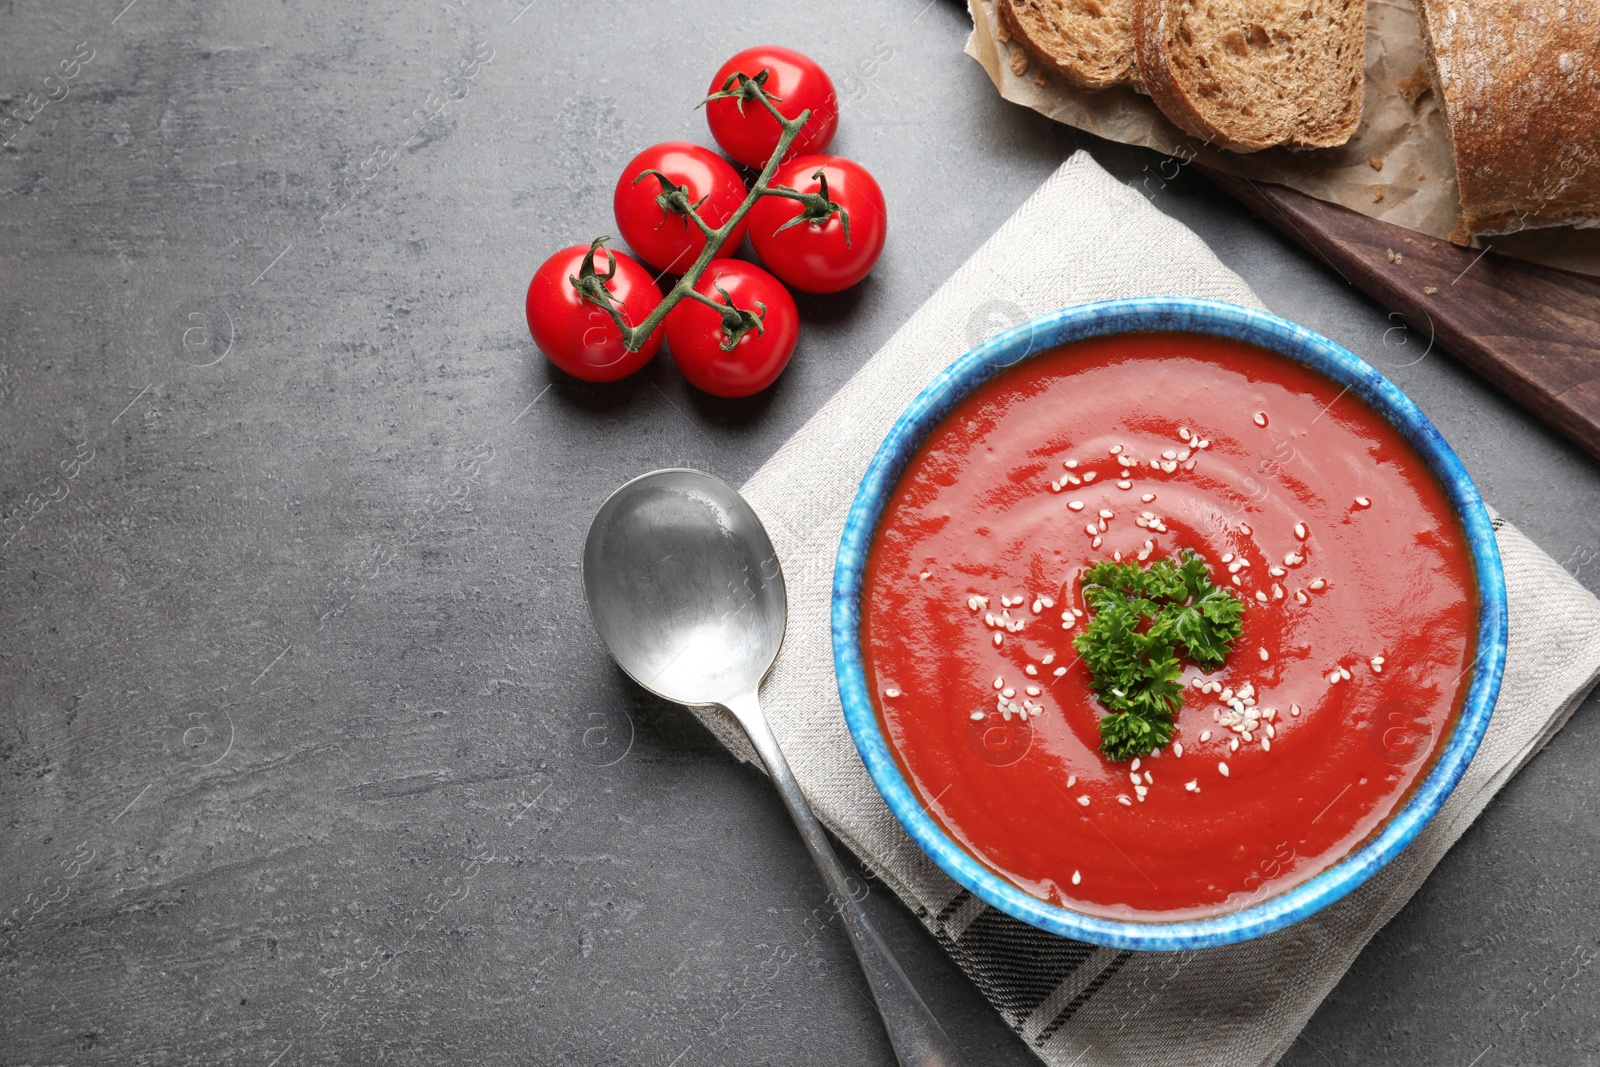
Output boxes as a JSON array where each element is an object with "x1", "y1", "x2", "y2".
[{"x1": 966, "y1": 0, "x2": 1600, "y2": 278}]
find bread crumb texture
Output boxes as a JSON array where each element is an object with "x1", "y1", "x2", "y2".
[
  {"x1": 1001, "y1": 0, "x2": 1138, "y2": 90},
  {"x1": 1134, "y1": 0, "x2": 1367, "y2": 151}
]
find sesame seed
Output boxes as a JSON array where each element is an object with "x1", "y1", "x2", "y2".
[
  {"x1": 1184, "y1": 459, "x2": 1196, "y2": 470},
  {"x1": 1197, "y1": 438, "x2": 1210, "y2": 449},
  {"x1": 1026, "y1": 686, "x2": 1041, "y2": 697},
  {"x1": 1041, "y1": 596, "x2": 1055, "y2": 608},
  {"x1": 970, "y1": 710, "x2": 984, "y2": 721},
  {"x1": 1150, "y1": 459, "x2": 1160, "y2": 469},
  {"x1": 1371, "y1": 662, "x2": 1384, "y2": 674},
  {"x1": 993, "y1": 633, "x2": 1003, "y2": 647},
  {"x1": 1255, "y1": 591, "x2": 1269, "y2": 603},
  {"x1": 1232, "y1": 575, "x2": 1242, "y2": 587},
  {"x1": 1222, "y1": 552, "x2": 1235, "y2": 563},
  {"x1": 1161, "y1": 461, "x2": 1177, "y2": 473},
  {"x1": 1078, "y1": 795, "x2": 1091, "y2": 807},
  {"x1": 1162, "y1": 449, "x2": 1178, "y2": 460},
  {"x1": 1083, "y1": 471, "x2": 1097, "y2": 482},
  {"x1": 1258, "y1": 647, "x2": 1269, "y2": 661},
  {"x1": 1109, "y1": 444, "x2": 1123, "y2": 455},
  {"x1": 1200, "y1": 730, "x2": 1212, "y2": 742},
  {"x1": 1042, "y1": 652, "x2": 1055, "y2": 664},
  {"x1": 1262, "y1": 738, "x2": 1272, "y2": 752},
  {"x1": 1291, "y1": 703, "x2": 1301, "y2": 716},
  {"x1": 1218, "y1": 761, "x2": 1230, "y2": 777},
  {"x1": 1178, "y1": 449, "x2": 1191, "y2": 461},
  {"x1": 1118, "y1": 480, "x2": 1133, "y2": 490},
  {"x1": 1131, "y1": 757, "x2": 1142, "y2": 770},
  {"x1": 1295, "y1": 590, "x2": 1309, "y2": 605},
  {"x1": 993, "y1": 676, "x2": 1004, "y2": 689},
  {"x1": 1269, "y1": 566, "x2": 1285, "y2": 577},
  {"x1": 1117, "y1": 795, "x2": 1132, "y2": 806},
  {"x1": 1032, "y1": 598, "x2": 1044, "y2": 614},
  {"x1": 1354, "y1": 496, "x2": 1371, "y2": 508},
  {"x1": 1068, "y1": 500, "x2": 1085, "y2": 511},
  {"x1": 1129, "y1": 771, "x2": 1142, "y2": 786},
  {"x1": 1254, "y1": 412, "x2": 1268, "y2": 427},
  {"x1": 1002, "y1": 687, "x2": 1015, "y2": 698},
  {"x1": 1144, "y1": 771, "x2": 1153, "y2": 784},
  {"x1": 1294, "y1": 522, "x2": 1308, "y2": 541},
  {"x1": 1025, "y1": 664, "x2": 1038, "y2": 677},
  {"x1": 1065, "y1": 459, "x2": 1078, "y2": 469},
  {"x1": 1228, "y1": 561, "x2": 1243, "y2": 574},
  {"x1": 1266, "y1": 723, "x2": 1276, "y2": 738},
  {"x1": 1135, "y1": 785, "x2": 1149, "y2": 797},
  {"x1": 1185, "y1": 779, "x2": 1199, "y2": 792},
  {"x1": 919, "y1": 571, "x2": 930, "y2": 580},
  {"x1": 1179, "y1": 427, "x2": 1192, "y2": 441},
  {"x1": 1053, "y1": 667, "x2": 1067, "y2": 677},
  {"x1": 1309, "y1": 578, "x2": 1326, "y2": 591},
  {"x1": 1229, "y1": 738, "x2": 1239, "y2": 752},
  {"x1": 1065, "y1": 474, "x2": 1081, "y2": 485},
  {"x1": 1085, "y1": 523, "x2": 1099, "y2": 536},
  {"x1": 1072, "y1": 869, "x2": 1082, "y2": 885},
  {"x1": 1073, "y1": 608, "x2": 1083, "y2": 617},
  {"x1": 1327, "y1": 671, "x2": 1341, "y2": 684},
  {"x1": 1050, "y1": 480, "x2": 1061, "y2": 492},
  {"x1": 1099, "y1": 509, "x2": 1114, "y2": 519},
  {"x1": 1174, "y1": 742, "x2": 1184, "y2": 757},
  {"x1": 1142, "y1": 493, "x2": 1156, "y2": 502},
  {"x1": 1284, "y1": 552, "x2": 1304, "y2": 566},
  {"x1": 1339, "y1": 666, "x2": 1351, "y2": 680},
  {"x1": 1240, "y1": 523, "x2": 1253, "y2": 535},
  {"x1": 1272, "y1": 584, "x2": 1285, "y2": 599},
  {"x1": 1092, "y1": 537, "x2": 1102, "y2": 549}
]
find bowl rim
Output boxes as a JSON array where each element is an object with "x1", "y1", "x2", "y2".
[{"x1": 831, "y1": 297, "x2": 1508, "y2": 950}]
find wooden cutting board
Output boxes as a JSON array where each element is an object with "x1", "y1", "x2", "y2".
[{"x1": 1202, "y1": 168, "x2": 1600, "y2": 466}]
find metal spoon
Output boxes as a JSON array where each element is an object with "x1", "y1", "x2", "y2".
[{"x1": 582, "y1": 469, "x2": 967, "y2": 1067}]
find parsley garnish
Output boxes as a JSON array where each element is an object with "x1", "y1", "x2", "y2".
[{"x1": 1072, "y1": 549, "x2": 1245, "y2": 762}]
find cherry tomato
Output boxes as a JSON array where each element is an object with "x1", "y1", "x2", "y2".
[
  {"x1": 525, "y1": 242, "x2": 662, "y2": 382},
  {"x1": 613, "y1": 142, "x2": 749, "y2": 275},
  {"x1": 746, "y1": 154, "x2": 886, "y2": 294},
  {"x1": 705, "y1": 46, "x2": 839, "y2": 169},
  {"x1": 664, "y1": 259, "x2": 799, "y2": 398}
]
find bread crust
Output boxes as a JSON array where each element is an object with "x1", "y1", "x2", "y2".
[
  {"x1": 1415, "y1": 0, "x2": 1600, "y2": 241},
  {"x1": 999, "y1": 0, "x2": 1137, "y2": 91},
  {"x1": 1132, "y1": 0, "x2": 1364, "y2": 153}
]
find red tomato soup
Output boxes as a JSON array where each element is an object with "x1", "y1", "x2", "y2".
[{"x1": 860, "y1": 332, "x2": 1477, "y2": 921}]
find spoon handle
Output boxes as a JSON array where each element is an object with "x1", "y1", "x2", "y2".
[{"x1": 723, "y1": 689, "x2": 969, "y2": 1067}]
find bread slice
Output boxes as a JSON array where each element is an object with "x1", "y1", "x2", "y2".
[
  {"x1": 1132, "y1": 0, "x2": 1365, "y2": 152},
  {"x1": 999, "y1": 0, "x2": 1138, "y2": 91},
  {"x1": 1415, "y1": 0, "x2": 1600, "y2": 241}
]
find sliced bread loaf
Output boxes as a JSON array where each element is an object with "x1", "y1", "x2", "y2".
[
  {"x1": 999, "y1": 0, "x2": 1138, "y2": 91},
  {"x1": 1415, "y1": 0, "x2": 1600, "y2": 240},
  {"x1": 1132, "y1": 0, "x2": 1366, "y2": 152}
]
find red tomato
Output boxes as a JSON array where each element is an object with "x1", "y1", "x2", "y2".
[
  {"x1": 705, "y1": 46, "x2": 839, "y2": 169},
  {"x1": 613, "y1": 142, "x2": 749, "y2": 275},
  {"x1": 746, "y1": 154, "x2": 886, "y2": 294},
  {"x1": 525, "y1": 242, "x2": 662, "y2": 382},
  {"x1": 664, "y1": 259, "x2": 799, "y2": 398}
]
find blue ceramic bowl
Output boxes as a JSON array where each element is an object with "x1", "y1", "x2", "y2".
[{"x1": 832, "y1": 298, "x2": 1507, "y2": 950}]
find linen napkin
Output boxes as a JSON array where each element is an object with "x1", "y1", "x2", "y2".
[{"x1": 690, "y1": 151, "x2": 1600, "y2": 1066}]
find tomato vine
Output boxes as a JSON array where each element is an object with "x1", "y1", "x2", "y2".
[{"x1": 571, "y1": 72, "x2": 844, "y2": 352}]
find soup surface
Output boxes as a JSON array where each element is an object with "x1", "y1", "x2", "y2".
[{"x1": 860, "y1": 331, "x2": 1477, "y2": 920}]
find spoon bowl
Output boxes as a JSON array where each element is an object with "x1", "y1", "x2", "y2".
[{"x1": 583, "y1": 468, "x2": 785, "y2": 706}]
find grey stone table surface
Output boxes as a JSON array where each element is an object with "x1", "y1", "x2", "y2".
[{"x1": 3, "y1": 1, "x2": 1599, "y2": 1064}]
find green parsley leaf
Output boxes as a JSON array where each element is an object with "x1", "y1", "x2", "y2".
[{"x1": 1072, "y1": 548, "x2": 1245, "y2": 762}]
